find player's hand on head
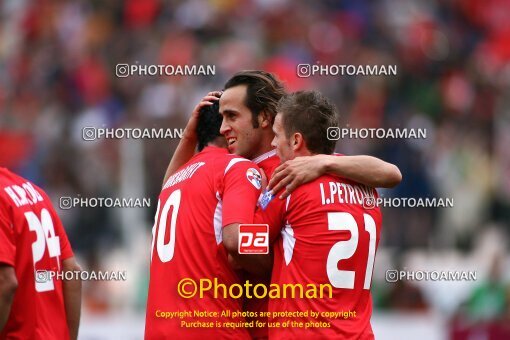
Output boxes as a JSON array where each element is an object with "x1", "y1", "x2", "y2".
[
  {"x1": 191, "y1": 91, "x2": 222, "y2": 118},
  {"x1": 268, "y1": 155, "x2": 326, "y2": 199},
  {"x1": 183, "y1": 91, "x2": 223, "y2": 139}
]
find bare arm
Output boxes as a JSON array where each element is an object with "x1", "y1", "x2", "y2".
[
  {"x1": 162, "y1": 91, "x2": 222, "y2": 186},
  {"x1": 222, "y1": 223, "x2": 272, "y2": 276},
  {"x1": 0, "y1": 265, "x2": 17, "y2": 331},
  {"x1": 62, "y1": 257, "x2": 81, "y2": 340},
  {"x1": 268, "y1": 154, "x2": 402, "y2": 199},
  {"x1": 326, "y1": 155, "x2": 402, "y2": 187}
]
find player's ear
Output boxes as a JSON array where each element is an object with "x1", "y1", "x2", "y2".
[
  {"x1": 292, "y1": 132, "x2": 305, "y2": 151},
  {"x1": 259, "y1": 111, "x2": 271, "y2": 128}
]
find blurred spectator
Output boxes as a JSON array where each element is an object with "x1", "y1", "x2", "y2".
[{"x1": 450, "y1": 255, "x2": 510, "y2": 339}]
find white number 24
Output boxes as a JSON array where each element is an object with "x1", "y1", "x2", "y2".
[{"x1": 25, "y1": 209, "x2": 61, "y2": 292}]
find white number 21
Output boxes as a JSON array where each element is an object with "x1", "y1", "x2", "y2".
[{"x1": 326, "y1": 212, "x2": 377, "y2": 289}]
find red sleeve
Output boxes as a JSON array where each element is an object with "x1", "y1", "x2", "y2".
[
  {"x1": 221, "y1": 160, "x2": 262, "y2": 227},
  {"x1": 254, "y1": 196, "x2": 286, "y2": 244},
  {"x1": 0, "y1": 201, "x2": 16, "y2": 266}
]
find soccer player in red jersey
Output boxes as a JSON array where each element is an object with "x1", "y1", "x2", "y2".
[
  {"x1": 0, "y1": 168, "x2": 81, "y2": 340},
  {"x1": 144, "y1": 101, "x2": 269, "y2": 339},
  {"x1": 258, "y1": 90, "x2": 383, "y2": 339},
  {"x1": 164, "y1": 70, "x2": 400, "y2": 339}
]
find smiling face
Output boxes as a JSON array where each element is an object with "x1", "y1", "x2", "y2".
[{"x1": 219, "y1": 85, "x2": 267, "y2": 159}]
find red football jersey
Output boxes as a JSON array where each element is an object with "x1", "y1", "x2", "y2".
[
  {"x1": 145, "y1": 146, "x2": 263, "y2": 339},
  {"x1": 255, "y1": 174, "x2": 382, "y2": 339},
  {"x1": 242, "y1": 149, "x2": 280, "y2": 339},
  {"x1": 0, "y1": 168, "x2": 74, "y2": 340}
]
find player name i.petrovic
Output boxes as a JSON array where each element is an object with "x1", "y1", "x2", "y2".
[{"x1": 319, "y1": 181, "x2": 375, "y2": 205}]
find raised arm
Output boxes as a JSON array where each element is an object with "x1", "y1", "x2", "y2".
[
  {"x1": 268, "y1": 154, "x2": 402, "y2": 199},
  {"x1": 162, "y1": 91, "x2": 222, "y2": 186}
]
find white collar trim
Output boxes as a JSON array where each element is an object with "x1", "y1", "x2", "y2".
[{"x1": 252, "y1": 149, "x2": 277, "y2": 164}]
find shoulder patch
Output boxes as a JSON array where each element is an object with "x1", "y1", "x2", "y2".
[{"x1": 246, "y1": 168, "x2": 262, "y2": 190}]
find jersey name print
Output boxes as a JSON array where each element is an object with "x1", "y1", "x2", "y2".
[{"x1": 0, "y1": 168, "x2": 74, "y2": 340}]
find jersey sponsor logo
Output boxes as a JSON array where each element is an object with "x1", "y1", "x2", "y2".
[
  {"x1": 246, "y1": 168, "x2": 262, "y2": 190},
  {"x1": 238, "y1": 224, "x2": 269, "y2": 254}
]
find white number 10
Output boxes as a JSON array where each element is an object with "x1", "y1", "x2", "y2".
[
  {"x1": 151, "y1": 190, "x2": 181, "y2": 263},
  {"x1": 326, "y1": 212, "x2": 377, "y2": 289}
]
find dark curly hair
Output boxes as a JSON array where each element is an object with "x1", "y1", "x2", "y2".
[{"x1": 197, "y1": 100, "x2": 223, "y2": 151}]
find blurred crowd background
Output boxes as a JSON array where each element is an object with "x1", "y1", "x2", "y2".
[{"x1": 1, "y1": 0, "x2": 509, "y2": 338}]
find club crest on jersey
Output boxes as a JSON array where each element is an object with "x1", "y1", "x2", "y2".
[{"x1": 246, "y1": 168, "x2": 262, "y2": 190}]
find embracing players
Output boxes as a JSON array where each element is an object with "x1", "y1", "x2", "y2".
[
  {"x1": 163, "y1": 70, "x2": 400, "y2": 338},
  {"x1": 0, "y1": 168, "x2": 81, "y2": 340}
]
